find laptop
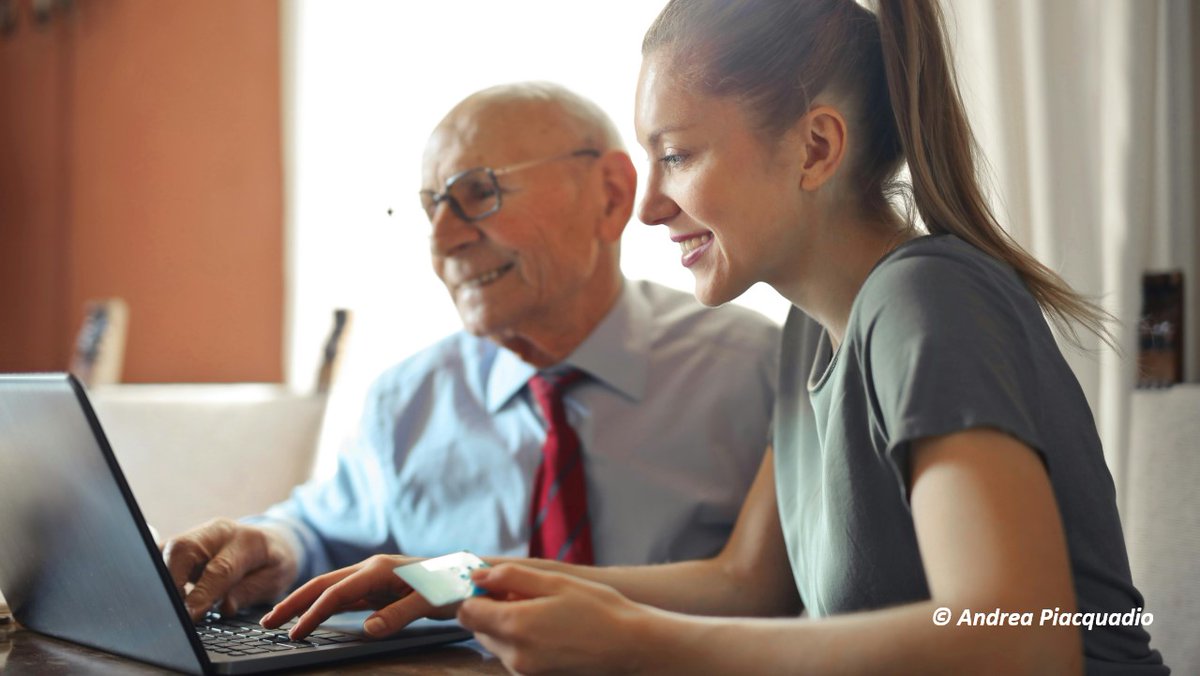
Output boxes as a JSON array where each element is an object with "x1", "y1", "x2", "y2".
[{"x1": 0, "y1": 373, "x2": 472, "y2": 674}]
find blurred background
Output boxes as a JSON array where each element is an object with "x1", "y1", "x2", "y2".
[
  {"x1": 1, "y1": 0, "x2": 1198, "y2": 665},
  {"x1": 3, "y1": 0, "x2": 1196, "y2": 476},
  {"x1": 2, "y1": 0, "x2": 1198, "y2": 470}
]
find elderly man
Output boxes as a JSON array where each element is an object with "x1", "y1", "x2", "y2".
[{"x1": 163, "y1": 82, "x2": 779, "y2": 622}]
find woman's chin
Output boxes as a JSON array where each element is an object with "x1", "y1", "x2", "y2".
[{"x1": 692, "y1": 277, "x2": 744, "y2": 307}]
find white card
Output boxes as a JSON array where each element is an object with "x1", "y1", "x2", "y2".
[{"x1": 393, "y1": 551, "x2": 490, "y2": 607}]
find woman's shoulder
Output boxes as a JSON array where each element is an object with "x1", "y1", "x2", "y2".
[
  {"x1": 859, "y1": 235, "x2": 1032, "y2": 315},
  {"x1": 875, "y1": 233, "x2": 1017, "y2": 285},
  {"x1": 851, "y1": 234, "x2": 1044, "y2": 348}
]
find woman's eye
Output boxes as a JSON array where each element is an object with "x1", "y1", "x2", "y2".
[{"x1": 659, "y1": 152, "x2": 687, "y2": 168}]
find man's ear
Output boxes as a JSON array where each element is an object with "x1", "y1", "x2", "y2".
[
  {"x1": 793, "y1": 105, "x2": 847, "y2": 192},
  {"x1": 594, "y1": 150, "x2": 637, "y2": 243}
]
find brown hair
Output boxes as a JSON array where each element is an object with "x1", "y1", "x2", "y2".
[{"x1": 643, "y1": 0, "x2": 1112, "y2": 347}]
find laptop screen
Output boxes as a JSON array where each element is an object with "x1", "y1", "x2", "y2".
[{"x1": 0, "y1": 374, "x2": 205, "y2": 673}]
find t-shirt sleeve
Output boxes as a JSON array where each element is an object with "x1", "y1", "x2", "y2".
[{"x1": 854, "y1": 252, "x2": 1047, "y2": 499}]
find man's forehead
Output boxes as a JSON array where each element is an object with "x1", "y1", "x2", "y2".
[{"x1": 422, "y1": 100, "x2": 578, "y2": 183}]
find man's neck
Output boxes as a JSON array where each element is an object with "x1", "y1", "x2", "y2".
[{"x1": 493, "y1": 278, "x2": 625, "y2": 369}]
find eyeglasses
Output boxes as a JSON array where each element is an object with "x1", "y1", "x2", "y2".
[{"x1": 416, "y1": 148, "x2": 600, "y2": 223}]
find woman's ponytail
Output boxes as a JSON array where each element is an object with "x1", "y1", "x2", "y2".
[{"x1": 874, "y1": 0, "x2": 1113, "y2": 347}]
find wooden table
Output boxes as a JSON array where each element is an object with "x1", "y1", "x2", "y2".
[{"x1": 0, "y1": 620, "x2": 508, "y2": 675}]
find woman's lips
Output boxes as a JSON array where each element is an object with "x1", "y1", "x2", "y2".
[{"x1": 674, "y1": 232, "x2": 713, "y2": 268}]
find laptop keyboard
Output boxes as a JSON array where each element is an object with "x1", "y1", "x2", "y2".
[{"x1": 196, "y1": 612, "x2": 361, "y2": 657}]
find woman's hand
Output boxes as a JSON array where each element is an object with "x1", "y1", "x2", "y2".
[
  {"x1": 259, "y1": 554, "x2": 449, "y2": 640},
  {"x1": 458, "y1": 563, "x2": 657, "y2": 675}
]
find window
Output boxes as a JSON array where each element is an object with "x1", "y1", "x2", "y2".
[{"x1": 284, "y1": 0, "x2": 789, "y2": 395}]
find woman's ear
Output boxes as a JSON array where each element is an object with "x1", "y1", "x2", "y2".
[
  {"x1": 595, "y1": 150, "x2": 637, "y2": 243},
  {"x1": 794, "y1": 105, "x2": 848, "y2": 192}
]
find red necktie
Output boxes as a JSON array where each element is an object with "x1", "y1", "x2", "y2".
[{"x1": 527, "y1": 369, "x2": 594, "y2": 565}]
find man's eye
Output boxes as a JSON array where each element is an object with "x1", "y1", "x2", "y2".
[{"x1": 459, "y1": 181, "x2": 497, "y2": 203}]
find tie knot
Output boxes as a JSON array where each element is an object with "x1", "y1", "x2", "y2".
[
  {"x1": 529, "y1": 368, "x2": 585, "y2": 398},
  {"x1": 528, "y1": 368, "x2": 586, "y2": 414}
]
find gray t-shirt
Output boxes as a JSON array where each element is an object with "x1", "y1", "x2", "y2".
[{"x1": 774, "y1": 234, "x2": 1166, "y2": 674}]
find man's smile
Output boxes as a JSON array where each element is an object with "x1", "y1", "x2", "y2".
[{"x1": 459, "y1": 262, "x2": 516, "y2": 290}]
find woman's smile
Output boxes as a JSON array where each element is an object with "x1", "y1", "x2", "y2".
[{"x1": 672, "y1": 231, "x2": 714, "y2": 267}]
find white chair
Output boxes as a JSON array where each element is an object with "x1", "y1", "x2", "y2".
[
  {"x1": 89, "y1": 385, "x2": 326, "y2": 539},
  {"x1": 1124, "y1": 385, "x2": 1200, "y2": 674}
]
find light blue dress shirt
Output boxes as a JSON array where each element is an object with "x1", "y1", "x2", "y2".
[{"x1": 256, "y1": 280, "x2": 779, "y2": 580}]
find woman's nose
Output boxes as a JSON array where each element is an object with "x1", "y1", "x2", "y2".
[{"x1": 637, "y1": 171, "x2": 678, "y2": 227}]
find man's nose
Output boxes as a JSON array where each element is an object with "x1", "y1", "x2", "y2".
[{"x1": 429, "y1": 201, "x2": 482, "y2": 256}]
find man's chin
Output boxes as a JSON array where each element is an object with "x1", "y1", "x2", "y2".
[
  {"x1": 460, "y1": 321, "x2": 489, "y2": 338},
  {"x1": 462, "y1": 325, "x2": 553, "y2": 367},
  {"x1": 457, "y1": 310, "x2": 510, "y2": 341}
]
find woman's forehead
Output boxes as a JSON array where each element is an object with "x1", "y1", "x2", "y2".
[
  {"x1": 636, "y1": 58, "x2": 754, "y2": 150},
  {"x1": 635, "y1": 55, "x2": 693, "y2": 143}
]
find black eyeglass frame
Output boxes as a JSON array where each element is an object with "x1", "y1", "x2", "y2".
[{"x1": 417, "y1": 148, "x2": 601, "y2": 223}]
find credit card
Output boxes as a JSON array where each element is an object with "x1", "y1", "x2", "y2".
[{"x1": 393, "y1": 551, "x2": 490, "y2": 607}]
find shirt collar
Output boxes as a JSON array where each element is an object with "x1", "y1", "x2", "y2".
[{"x1": 484, "y1": 281, "x2": 651, "y2": 413}]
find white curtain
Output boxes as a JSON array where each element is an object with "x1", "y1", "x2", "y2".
[{"x1": 945, "y1": 0, "x2": 1197, "y2": 506}]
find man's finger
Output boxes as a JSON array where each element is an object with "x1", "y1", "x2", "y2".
[
  {"x1": 185, "y1": 550, "x2": 248, "y2": 620},
  {"x1": 163, "y1": 538, "x2": 206, "y2": 598},
  {"x1": 220, "y1": 567, "x2": 286, "y2": 617},
  {"x1": 162, "y1": 520, "x2": 236, "y2": 599}
]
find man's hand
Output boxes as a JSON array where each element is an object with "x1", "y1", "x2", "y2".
[
  {"x1": 162, "y1": 518, "x2": 299, "y2": 621},
  {"x1": 261, "y1": 554, "x2": 454, "y2": 641}
]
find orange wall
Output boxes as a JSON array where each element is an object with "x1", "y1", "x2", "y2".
[
  {"x1": 0, "y1": 0, "x2": 283, "y2": 382},
  {"x1": 0, "y1": 3, "x2": 70, "y2": 374}
]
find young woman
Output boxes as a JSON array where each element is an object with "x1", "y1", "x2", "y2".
[{"x1": 263, "y1": 1, "x2": 1167, "y2": 673}]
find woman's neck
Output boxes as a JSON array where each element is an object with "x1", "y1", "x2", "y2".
[{"x1": 775, "y1": 213, "x2": 914, "y2": 350}]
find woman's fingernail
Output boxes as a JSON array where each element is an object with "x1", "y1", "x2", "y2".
[{"x1": 364, "y1": 617, "x2": 386, "y2": 636}]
